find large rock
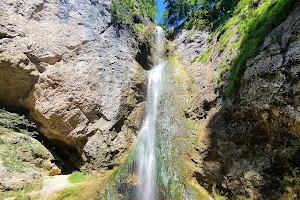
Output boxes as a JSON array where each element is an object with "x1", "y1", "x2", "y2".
[
  {"x1": 0, "y1": 128, "x2": 58, "y2": 192},
  {"x1": 0, "y1": 0, "x2": 147, "y2": 170},
  {"x1": 173, "y1": 29, "x2": 218, "y2": 120},
  {"x1": 206, "y1": 6, "x2": 300, "y2": 200},
  {"x1": 173, "y1": 5, "x2": 300, "y2": 200}
]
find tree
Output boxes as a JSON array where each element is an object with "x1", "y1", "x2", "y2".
[{"x1": 162, "y1": 0, "x2": 240, "y2": 30}]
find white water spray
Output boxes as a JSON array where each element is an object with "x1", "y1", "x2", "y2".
[{"x1": 136, "y1": 27, "x2": 166, "y2": 200}]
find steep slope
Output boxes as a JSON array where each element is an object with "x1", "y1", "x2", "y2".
[
  {"x1": 171, "y1": 1, "x2": 300, "y2": 199},
  {"x1": 0, "y1": 0, "x2": 153, "y2": 173}
]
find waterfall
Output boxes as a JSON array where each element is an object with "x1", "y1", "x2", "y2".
[
  {"x1": 101, "y1": 26, "x2": 209, "y2": 200},
  {"x1": 136, "y1": 26, "x2": 166, "y2": 200}
]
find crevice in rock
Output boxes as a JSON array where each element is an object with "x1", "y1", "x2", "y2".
[
  {"x1": 95, "y1": 112, "x2": 110, "y2": 122},
  {"x1": 203, "y1": 99, "x2": 217, "y2": 111},
  {"x1": 109, "y1": 116, "x2": 126, "y2": 133},
  {"x1": 24, "y1": 52, "x2": 63, "y2": 69},
  {"x1": 36, "y1": 134, "x2": 82, "y2": 174},
  {"x1": 30, "y1": 1, "x2": 44, "y2": 18},
  {"x1": 0, "y1": 32, "x2": 14, "y2": 39},
  {"x1": 24, "y1": 52, "x2": 45, "y2": 73},
  {"x1": 39, "y1": 55, "x2": 63, "y2": 65},
  {"x1": 133, "y1": 82, "x2": 147, "y2": 104},
  {"x1": 136, "y1": 41, "x2": 153, "y2": 70}
]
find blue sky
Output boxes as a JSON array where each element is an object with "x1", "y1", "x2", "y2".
[{"x1": 155, "y1": 0, "x2": 166, "y2": 24}]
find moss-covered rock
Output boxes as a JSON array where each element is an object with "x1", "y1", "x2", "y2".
[{"x1": 0, "y1": 127, "x2": 59, "y2": 197}]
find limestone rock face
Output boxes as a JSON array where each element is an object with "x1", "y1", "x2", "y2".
[
  {"x1": 173, "y1": 6, "x2": 300, "y2": 199},
  {"x1": 173, "y1": 29, "x2": 217, "y2": 121},
  {"x1": 173, "y1": 29, "x2": 208, "y2": 66},
  {"x1": 0, "y1": 0, "x2": 147, "y2": 170}
]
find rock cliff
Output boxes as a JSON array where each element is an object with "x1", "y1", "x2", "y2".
[
  {"x1": 172, "y1": 4, "x2": 300, "y2": 200},
  {"x1": 0, "y1": 0, "x2": 150, "y2": 172}
]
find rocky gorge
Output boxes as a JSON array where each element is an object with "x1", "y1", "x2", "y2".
[{"x1": 0, "y1": 0, "x2": 300, "y2": 199}]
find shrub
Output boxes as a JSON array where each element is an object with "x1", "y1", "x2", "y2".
[{"x1": 110, "y1": 0, "x2": 156, "y2": 25}]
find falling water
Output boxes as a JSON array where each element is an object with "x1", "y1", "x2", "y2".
[
  {"x1": 136, "y1": 26, "x2": 166, "y2": 200},
  {"x1": 101, "y1": 26, "x2": 207, "y2": 200}
]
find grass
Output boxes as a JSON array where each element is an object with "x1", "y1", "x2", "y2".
[
  {"x1": 201, "y1": 0, "x2": 298, "y2": 94},
  {"x1": 2, "y1": 158, "x2": 30, "y2": 173},
  {"x1": 51, "y1": 186, "x2": 83, "y2": 200},
  {"x1": 68, "y1": 171, "x2": 87, "y2": 184},
  {"x1": 216, "y1": 28, "x2": 235, "y2": 54},
  {"x1": 197, "y1": 48, "x2": 211, "y2": 63},
  {"x1": 214, "y1": 195, "x2": 227, "y2": 200},
  {"x1": 228, "y1": 41, "x2": 240, "y2": 52},
  {"x1": 224, "y1": 0, "x2": 298, "y2": 94}
]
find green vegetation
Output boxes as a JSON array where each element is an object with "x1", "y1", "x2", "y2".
[
  {"x1": 212, "y1": 65, "x2": 231, "y2": 84},
  {"x1": 197, "y1": 48, "x2": 211, "y2": 63},
  {"x1": 68, "y1": 171, "x2": 87, "y2": 184},
  {"x1": 2, "y1": 157, "x2": 31, "y2": 173},
  {"x1": 134, "y1": 23, "x2": 144, "y2": 32},
  {"x1": 0, "y1": 128, "x2": 50, "y2": 172},
  {"x1": 163, "y1": 0, "x2": 240, "y2": 30},
  {"x1": 222, "y1": 0, "x2": 298, "y2": 93},
  {"x1": 0, "y1": 109, "x2": 38, "y2": 137},
  {"x1": 110, "y1": 0, "x2": 157, "y2": 24},
  {"x1": 214, "y1": 194, "x2": 227, "y2": 200},
  {"x1": 1, "y1": 178, "x2": 43, "y2": 199},
  {"x1": 165, "y1": 0, "x2": 297, "y2": 94},
  {"x1": 51, "y1": 186, "x2": 83, "y2": 200}
]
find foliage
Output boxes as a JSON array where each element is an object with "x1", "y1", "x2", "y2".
[
  {"x1": 163, "y1": 0, "x2": 240, "y2": 30},
  {"x1": 68, "y1": 171, "x2": 87, "y2": 184},
  {"x1": 134, "y1": 23, "x2": 144, "y2": 32},
  {"x1": 110, "y1": 0, "x2": 157, "y2": 24}
]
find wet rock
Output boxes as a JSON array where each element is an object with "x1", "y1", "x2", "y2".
[{"x1": 173, "y1": 4, "x2": 300, "y2": 200}]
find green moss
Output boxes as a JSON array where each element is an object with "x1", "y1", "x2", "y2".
[
  {"x1": 68, "y1": 171, "x2": 87, "y2": 184},
  {"x1": 197, "y1": 0, "x2": 298, "y2": 95},
  {"x1": 236, "y1": 195, "x2": 252, "y2": 200},
  {"x1": 0, "y1": 129, "x2": 51, "y2": 172},
  {"x1": 1, "y1": 178, "x2": 43, "y2": 198},
  {"x1": 212, "y1": 65, "x2": 231, "y2": 84},
  {"x1": 187, "y1": 80, "x2": 194, "y2": 92},
  {"x1": 197, "y1": 48, "x2": 211, "y2": 63},
  {"x1": 224, "y1": 0, "x2": 298, "y2": 94},
  {"x1": 52, "y1": 186, "x2": 83, "y2": 200},
  {"x1": 228, "y1": 41, "x2": 240, "y2": 52},
  {"x1": 134, "y1": 23, "x2": 144, "y2": 32},
  {"x1": 216, "y1": 28, "x2": 235, "y2": 54},
  {"x1": 214, "y1": 195, "x2": 227, "y2": 200},
  {"x1": 0, "y1": 109, "x2": 38, "y2": 137},
  {"x1": 2, "y1": 158, "x2": 30, "y2": 173}
]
